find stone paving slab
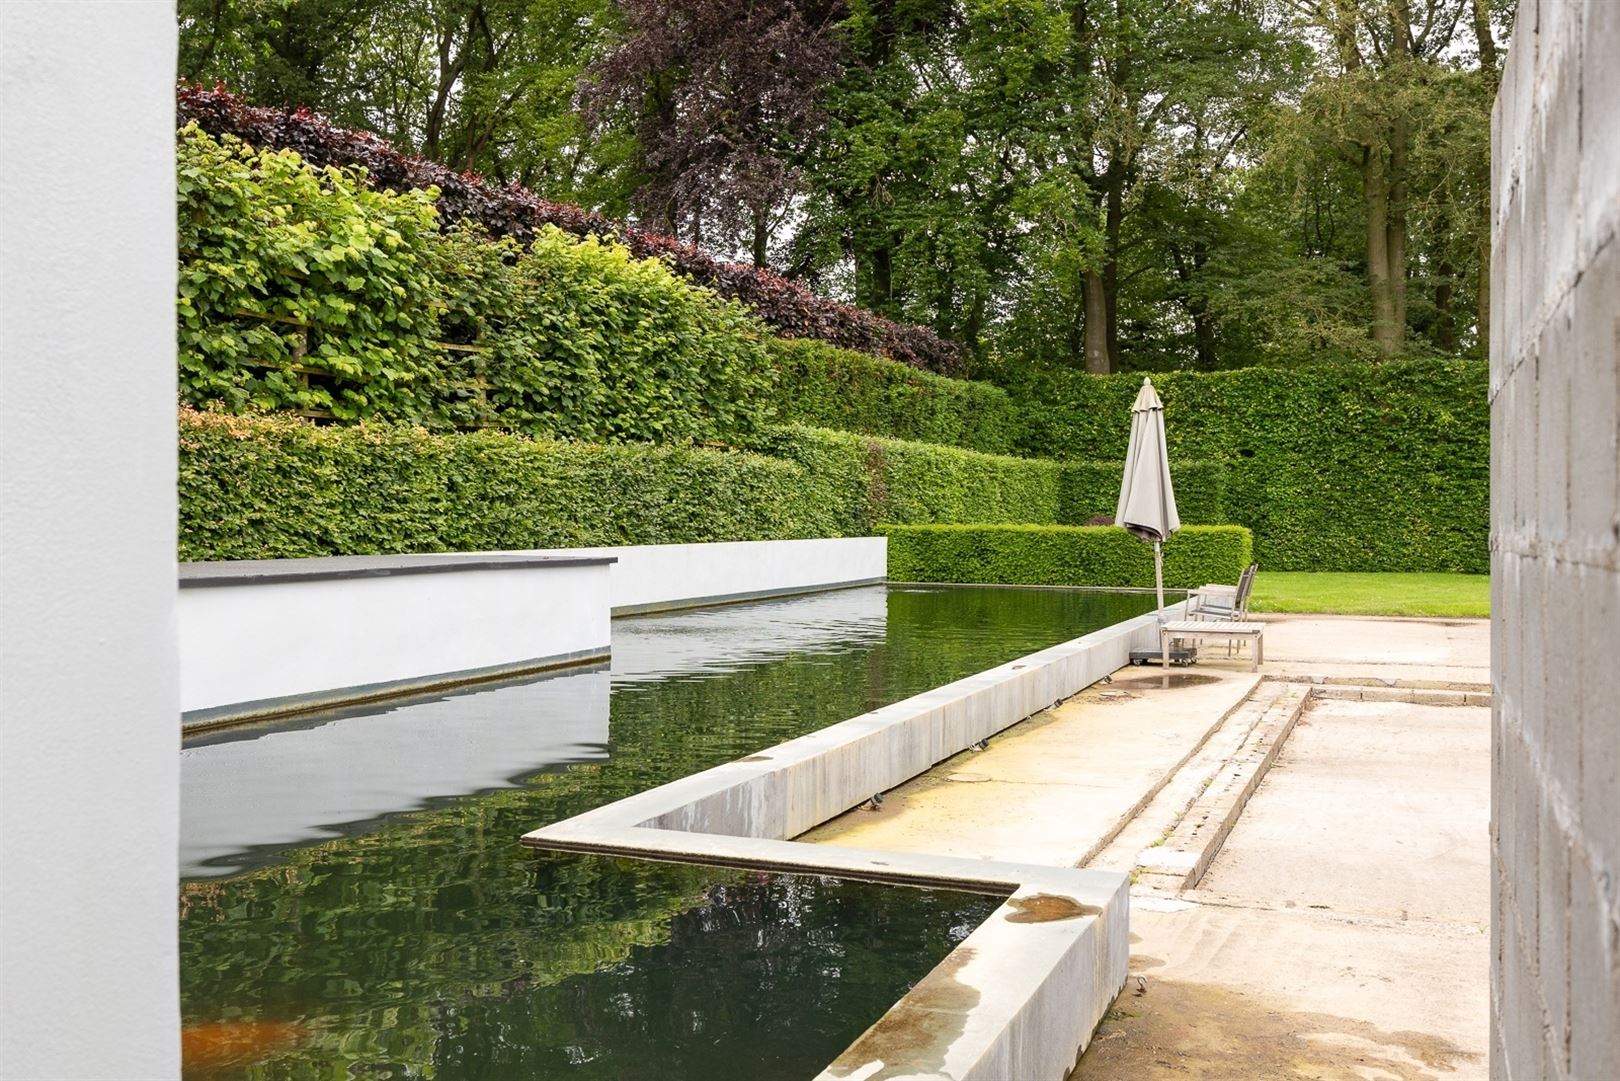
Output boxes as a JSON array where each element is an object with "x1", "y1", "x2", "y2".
[
  {"x1": 803, "y1": 667, "x2": 1262, "y2": 867},
  {"x1": 1198, "y1": 698, "x2": 1491, "y2": 926},
  {"x1": 1074, "y1": 900, "x2": 1489, "y2": 1080},
  {"x1": 1079, "y1": 680, "x2": 1492, "y2": 1079}
]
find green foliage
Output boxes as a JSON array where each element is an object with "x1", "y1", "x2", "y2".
[
  {"x1": 1002, "y1": 359, "x2": 1488, "y2": 572},
  {"x1": 178, "y1": 408, "x2": 815, "y2": 561},
  {"x1": 749, "y1": 426, "x2": 1071, "y2": 537},
  {"x1": 177, "y1": 126, "x2": 774, "y2": 443},
  {"x1": 456, "y1": 227, "x2": 776, "y2": 443},
  {"x1": 881, "y1": 524, "x2": 1254, "y2": 590},
  {"x1": 177, "y1": 0, "x2": 637, "y2": 212},
  {"x1": 1057, "y1": 461, "x2": 1229, "y2": 527},
  {"x1": 765, "y1": 338, "x2": 1019, "y2": 454},
  {"x1": 744, "y1": 425, "x2": 1223, "y2": 537},
  {"x1": 180, "y1": 407, "x2": 1205, "y2": 562},
  {"x1": 177, "y1": 124, "x2": 447, "y2": 420}
]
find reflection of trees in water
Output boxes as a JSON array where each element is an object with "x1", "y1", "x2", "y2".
[{"x1": 179, "y1": 587, "x2": 1148, "y2": 1080}]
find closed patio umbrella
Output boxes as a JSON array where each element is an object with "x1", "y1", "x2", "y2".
[{"x1": 1115, "y1": 377, "x2": 1180, "y2": 674}]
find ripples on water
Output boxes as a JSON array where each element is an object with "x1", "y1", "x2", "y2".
[{"x1": 179, "y1": 585, "x2": 1151, "y2": 1080}]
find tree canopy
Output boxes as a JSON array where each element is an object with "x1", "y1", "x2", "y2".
[{"x1": 179, "y1": 0, "x2": 1512, "y2": 373}]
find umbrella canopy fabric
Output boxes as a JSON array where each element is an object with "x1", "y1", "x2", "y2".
[{"x1": 1115, "y1": 377, "x2": 1180, "y2": 544}]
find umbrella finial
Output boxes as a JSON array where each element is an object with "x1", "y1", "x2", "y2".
[{"x1": 1131, "y1": 377, "x2": 1164, "y2": 413}]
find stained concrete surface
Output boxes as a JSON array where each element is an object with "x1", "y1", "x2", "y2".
[
  {"x1": 1077, "y1": 629, "x2": 1492, "y2": 1081},
  {"x1": 1200, "y1": 699, "x2": 1490, "y2": 925},
  {"x1": 1257, "y1": 614, "x2": 1490, "y2": 686},
  {"x1": 1080, "y1": 696, "x2": 1491, "y2": 1080},
  {"x1": 802, "y1": 614, "x2": 1492, "y2": 1080},
  {"x1": 803, "y1": 667, "x2": 1261, "y2": 865}
]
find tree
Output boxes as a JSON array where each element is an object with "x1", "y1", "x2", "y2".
[
  {"x1": 178, "y1": 0, "x2": 636, "y2": 210},
  {"x1": 1279, "y1": 0, "x2": 1509, "y2": 357},
  {"x1": 581, "y1": 0, "x2": 847, "y2": 266}
]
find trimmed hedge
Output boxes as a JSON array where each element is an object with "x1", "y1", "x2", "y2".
[
  {"x1": 178, "y1": 408, "x2": 819, "y2": 561},
  {"x1": 1001, "y1": 359, "x2": 1488, "y2": 573},
  {"x1": 749, "y1": 426, "x2": 1070, "y2": 537},
  {"x1": 750, "y1": 426, "x2": 1225, "y2": 537},
  {"x1": 881, "y1": 524, "x2": 1254, "y2": 590},
  {"x1": 1057, "y1": 460, "x2": 1229, "y2": 527},
  {"x1": 178, "y1": 126, "x2": 772, "y2": 443},
  {"x1": 765, "y1": 338, "x2": 1020, "y2": 454},
  {"x1": 179, "y1": 411, "x2": 1181, "y2": 561},
  {"x1": 177, "y1": 83, "x2": 968, "y2": 375}
]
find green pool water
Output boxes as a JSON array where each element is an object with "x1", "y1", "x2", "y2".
[{"x1": 179, "y1": 585, "x2": 1152, "y2": 1080}]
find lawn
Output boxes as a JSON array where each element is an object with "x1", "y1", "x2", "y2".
[{"x1": 1247, "y1": 572, "x2": 1490, "y2": 618}]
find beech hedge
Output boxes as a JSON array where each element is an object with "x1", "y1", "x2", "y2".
[
  {"x1": 178, "y1": 83, "x2": 968, "y2": 376},
  {"x1": 766, "y1": 339, "x2": 1019, "y2": 454},
  {"x1": 881, "y1": 524, "x2": 1254, "y2": 590},
  {"x1": 750, "y1": 426, "x2": 1070, "y2": 537},
  {"x1": 178, "y1": 408, "x2": 818, "y2": 560},
  {"x1": 179, "y1": 411, "x2": 1191, "y2": 561},
  {"x1": 745, "y1": 426, "x2": 1224, "y2": 536},
  {"x1": 178, "y1": 126, "x2": 772, "y2": 443},
  {"x1": 1002, "y1": 359, "x2": 1488, "y2": 573}
]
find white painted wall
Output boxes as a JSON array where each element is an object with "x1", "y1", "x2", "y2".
[
  {"x1": 179, "y1": 562, "x2": 612, "y2": 717},
  {"x1": 0, "y1": 4, "x2": 180, "y2": 1078},
  {"x1": 545, "y1": 537, "x2": 887, "y2": 614}
]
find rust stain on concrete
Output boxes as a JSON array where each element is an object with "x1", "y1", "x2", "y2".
[
  {"x1": 1005, "y1": 894, "x2": 1101, "y2": 923},
  {"x1": 824, "y1": 948, "x2": 980, "y2": 1080}
]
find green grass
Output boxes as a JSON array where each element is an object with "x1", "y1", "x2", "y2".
[{"x1": 1247, "y1": 572, "x2": 1490, "y2": 618}]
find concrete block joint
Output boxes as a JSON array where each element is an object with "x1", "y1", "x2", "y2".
[{"x1": 1490, "y1": 3, "x2": 1620, "y2": 1077}]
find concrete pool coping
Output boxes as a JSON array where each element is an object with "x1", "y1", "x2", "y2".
[{"x1": 523, "y1": 600, "x2": 1184, "y2": 1080}]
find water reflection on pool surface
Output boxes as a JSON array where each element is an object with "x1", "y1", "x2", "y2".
[{"x1": 179, "y1": 585, "x2": 1152, "y2": 1080}]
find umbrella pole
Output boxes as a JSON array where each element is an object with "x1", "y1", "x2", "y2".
[{"x1": 1156, "y1": 541, "x2": 1169, "y2": 688}]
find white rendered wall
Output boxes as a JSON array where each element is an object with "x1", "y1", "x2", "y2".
[
  {"x1": 179, "y1": 563, "x2": 612, "y2": 717},
  {"x1": 546, "y1": 537, "x2": 887, "y2": 613},
  {"x1": 0, "y1": 4, "x2": 180, "y2": 1078}
]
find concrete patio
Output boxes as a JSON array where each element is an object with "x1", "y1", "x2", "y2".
[{"x1": 808, "y1": 613, "x2": 1491, "y2": 1080}]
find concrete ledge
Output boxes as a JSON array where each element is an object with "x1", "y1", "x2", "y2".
[
  {"x1": 1136, "y1": 686, "x2": 1309, "y2": 891},
  {"x1": 180, "y1": 647, "x2": 607, "y2": 733},
  {"x1": 523, "y1": 603, "x2": 1183, "y2": 1079},
  {"x1": 179, "y1": 552, "x2": 614, "y2": 587},
  {"x1": 537, "y1": 537, "x2": 887, "y2": 615},
  {"x1": 180, "y1": 554, "x2": 613, "y2": 723},
  {"x1": 611, "y1": 576, "x2": 885, "y2": 616}
]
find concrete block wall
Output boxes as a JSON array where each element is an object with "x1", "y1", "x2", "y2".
[{"x1": 1489, "y1": 2, "x2": 1620, "y2": 1077}]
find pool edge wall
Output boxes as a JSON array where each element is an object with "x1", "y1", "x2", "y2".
[
  {"x1": 178, "y1": 538, "x2": 887, "y2": 729},
  {"x1": 526, "y1": 601, "x2": 1178, "y2": 1080}
]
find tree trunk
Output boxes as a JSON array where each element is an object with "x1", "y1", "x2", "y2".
[
  {"x1": 1471, "y1": 0, "x2": 1498, "y2": 71},
  {"x1": 1433, "y1": 189, "x2": 1457, "y2": 351},
  {"x1": 869, "y1": 241, "x2": 894, "y2": 310},
  {"x1": 751, "y1": 208, "x2": 769, "y2": 269},
  {"x1": 1103, "y1": 175, "x2": 1123, "y2": 371},
  {"x1": 1387, "y1": 113, "x2": 1409, "y2": 345},
  {"x1": 1363, "y1": 145, "x2": 1399, "y2": 356},
  {"x1": 1384, "y1": 0, "x2": 1411, "y2": 351},
  {"x1": 423, "y1": 22, "x2": 468, "y2": 161},
  {"x1": 1083, "y1": 270, "x2": 1113, "y2": 374}
]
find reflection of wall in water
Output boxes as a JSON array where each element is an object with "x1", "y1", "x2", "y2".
[{"x1": 182, "y1": 668, "x2": 611, "y2": 877}]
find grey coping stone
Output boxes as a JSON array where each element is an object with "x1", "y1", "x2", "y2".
[
  {"x1": 522, "y1": 603, "x2": 1187, "y2": 1079},
  {"x1": 179, "y1": 551, "x2": 617, "y2": 588}
]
